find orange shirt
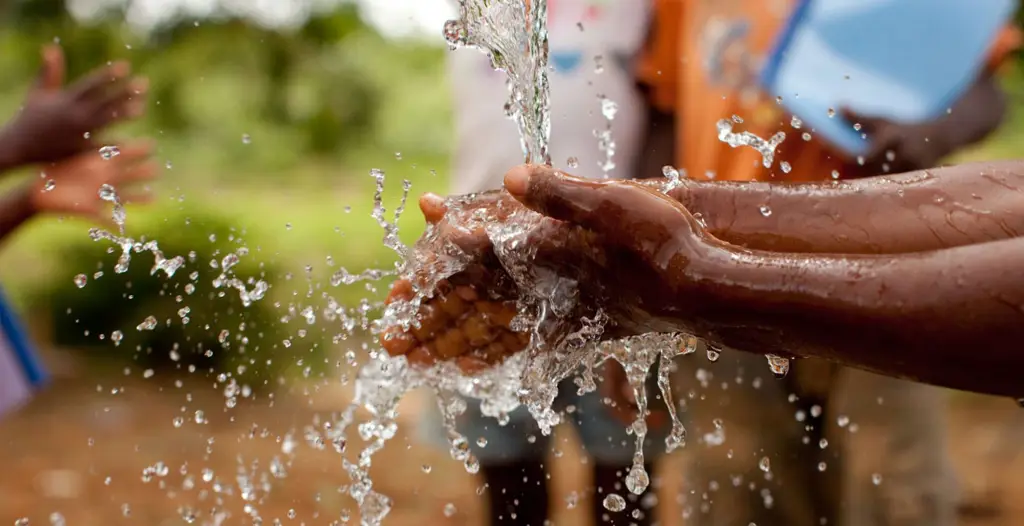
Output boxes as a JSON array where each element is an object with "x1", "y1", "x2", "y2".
[{"x1": 638, "y1": 0, "x2": 1021, "y2": 183}]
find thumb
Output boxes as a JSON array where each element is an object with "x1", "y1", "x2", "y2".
[
  {"x1": 503, "y1": 164, "x2": 700, "y2": 253},
  {"x1": 34, "y1": 44, "x2": 65, "y2": 92}
]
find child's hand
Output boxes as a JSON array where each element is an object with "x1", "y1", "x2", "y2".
[
  {"x1": 29, "y1": 142, "x2": 157, "y2": 222},
  {"x1": 0, "y1": 45, "x2": 148, "y2": 169}
]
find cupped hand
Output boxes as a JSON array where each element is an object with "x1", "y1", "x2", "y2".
[
  {"x1": 382, "y1": 165, "x2": 717, "y2": 371},
  {"x1": 1, "y1": 45, "x2": 148, "y2": 168},
  {"x1": 379, "y1": 190, "x2": 534, "y2": 372},
  {"x1": 30, "y1": 141, "x2": 158, "y2": 222}
]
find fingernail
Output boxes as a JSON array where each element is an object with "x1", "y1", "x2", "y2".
[
  {"x1": 503, "y1": 166, "x2": 530, "y2": 197},
  {"x1": 419, "y1": 192, "x2": 445, "y2": 210}
]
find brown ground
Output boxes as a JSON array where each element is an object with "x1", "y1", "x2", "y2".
[{"x1": 1, "y1": 351, "x2": 1022, "y2": 526}]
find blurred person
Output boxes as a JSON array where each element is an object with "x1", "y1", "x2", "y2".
[
  {"x1": 0, "y1": 44, "x2": 152, "y2": 418},
  {"x1": 630, "y1": 2, "x2": 1019, "y2": 526},
  {"x1": 422, "y1": 1, "x2": 667, "y2": 524}
]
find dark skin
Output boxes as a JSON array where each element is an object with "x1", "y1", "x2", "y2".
[
  {"x1": 839, "y1": 73, "x2": 1006, "y2": 175},
  {"x1": 382, "y1": 162, "x2": 1024, "y2": 399},
  {"x1": 0, "y1": 45, "x2": 147, "y2": 172}
]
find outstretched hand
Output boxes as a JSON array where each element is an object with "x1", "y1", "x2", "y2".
[
  {"x1": 29, "y1": 141, "x2": 158, "y2": 224},
  {"x1": 0, "y1": 45, "x2": 148, "y2": 169},
  {"x1": 382, "y1": 165, "x2": 718, "y2": 372}
]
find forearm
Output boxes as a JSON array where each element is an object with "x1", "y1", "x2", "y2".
[
  {"x1": 643, "y1": 160, "x2": 1024, "y2": 254},
  {"x1": 0, "y1": 185, "x2": 39, "y2": 243},
  {"x1": 932, "y1": 72, "x2": 1007, "y2": 152},
  {"x1": 685, "y1": 237, "x2": 1024, "y2": 397}
]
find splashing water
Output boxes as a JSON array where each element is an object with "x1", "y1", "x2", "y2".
[
  {"x1": 716, "y1": 119, "x2": 786, "y2": 168},
  {"x1": 444, "y1": 0, "x2": 551, "y2": 165}
]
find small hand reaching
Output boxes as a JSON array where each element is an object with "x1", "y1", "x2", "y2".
[
  {"x1": 29, "y1": 141, "x2": 157, "y2": 224},
  {"x1": 0, "y1": 45, "x2": 148, "y2": 169}
]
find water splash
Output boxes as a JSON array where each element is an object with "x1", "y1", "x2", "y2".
[{"x1": 716, "y1": 119, "x2": 786, "y2": 169}]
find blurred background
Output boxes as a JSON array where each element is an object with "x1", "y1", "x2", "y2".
[{"x1": 0, "y1": 1, "x2": 1022, "y2": 525}]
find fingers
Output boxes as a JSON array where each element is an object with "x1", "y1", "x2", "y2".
[
  {"x1": 419, "y1": 193, "x2": 447, "y2": 223},
  {"x1": 109, "y1": 140, "x2": 155, "y2": 163},
  {"x1": 34, "y1": 45, "x2": 66, "y2": 91},
  {"x1": 70, "y1": 61, "x2": 131, "y2": 101},
  {"x1": 97, "y1": 77, "x2": 149, "y2": 125},
  {"x1": 504, "y1": 164, "x2": 698, "y2": 252}
]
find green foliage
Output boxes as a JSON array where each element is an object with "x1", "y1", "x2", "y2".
[{"x1": 36, "y1": 208, "x2": 321, "y2": 390}]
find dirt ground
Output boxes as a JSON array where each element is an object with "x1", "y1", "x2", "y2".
[{"x1": 1, "y1": 351, "x2": 1023, "y2": 526}]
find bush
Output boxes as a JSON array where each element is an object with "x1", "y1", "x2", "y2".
[{"x1": 35, "y1": 209, "x2": 323, "y2": 390}]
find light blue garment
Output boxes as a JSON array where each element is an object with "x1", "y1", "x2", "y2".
[
  {"x1": 761, "y1": 0, "x2": 1016, "y2": 156},
  {"x1": 0, "y1": 288, "x2": 46, "y2": 419}
]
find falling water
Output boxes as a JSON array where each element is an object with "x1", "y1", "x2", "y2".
[{"x1": 443, "y1": 0, "x2": 551, "y2": 165}]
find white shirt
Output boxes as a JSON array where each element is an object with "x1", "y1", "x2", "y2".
[{"x1": 448, "y1": 0, "x2": 652, "y2": 194}]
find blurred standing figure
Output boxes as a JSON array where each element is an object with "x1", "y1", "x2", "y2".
[
  {"x1": 426, "y1": 1, "x2": 660, "y2": 524},
  {"x1": 636, "y1": 1, "x2": 1019, "y2": 525}
]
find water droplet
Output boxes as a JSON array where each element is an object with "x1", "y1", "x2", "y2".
[
  {"x1": 837, "y1": 415, "x2": 850, "y2": 427},
  {"x1": 827, "y1": 107, "x2": 836, "y2": 118},
  {"x1": 759, "y1": 456, "x2": 771, "y2": 472},
  {"x1": 593, "y1": 54, "x2": 605, "y2": 73},
  {"x1": 810, "y1": 405, "x2": 822, "y2": 418},
  {"x1": 706, "y1": 348, "x2": 721, "y2": 362},
  {"x1": 790, "y1": 116, "x2": 802, "y2": 129},
  {"x1": 421, "y1": 464, "x2": 431, "y2": 474},
  {"x1": 600, "y1": 97, "x2": 618, "y2": 120},
  {"x1": 443, "y1": 503, "x2": 457, "y2": 518},
  {"x1": 476, "y1": 437, "x2": 488, "y2": 448},
  {"x1": 99, "y1": 145, "x2": 120, "y2": 160},
  {"x1": 567, "y1": 157, "x2": 578, "y2": 168},
  {"x1": 872, "y1": 473, "x2": 883, "y2": 485},
  {"x1": 173, "y1": 416, "x2": 184, "y2": 428},
  {"x1": 831, "y1": 170, "x2": 840, "y2": 180},
  {"x1": 15, "y1": 518, "x2": 29, "y2": 526},
  {"x1": 819, "y1": 438, "x2": 828, "y2": 449},
  {"x1": 394, "y1": 152, "x2": 402, "y2": 160},
  {"x1": 603, "y1": 493, "x2": 626, "y2": 512},
  {"x1": 626, "y1": 464, "x2": 650, "y2": 495},
  {"x1": 110, "y1": 330, "x2": 123, "y2": 346},
  {"x1": 802, "y1": 132, "x2": 812, "y2": 141},
  {"x1": 817, "y1": 462, "x2": 827, "y2": 472},
  {"x1": 759, "y1": 205, "x2": 772, "y2": 217},
  {"x1": 852, "y1": 122, "x2": 862, "y2": 132},
  {"x1": 98, "y1": 184, "x2": 118, "y2": 202},
  {"x1": 137, "y1": 316, "x2": 158, "y2": 331},
  {"x1": 731, "y1": 114, "x2": 744, "y2": 123},
  {"x1": 241, "y1": 134, "x2": 251, "y2": 145},
  {"x1": 74, "y1": 274, "x2": 88, "y2": 288},
  {"x1": 780, "y1": 161, "x2": 791, "y2": 174},
  {"x1": 765, "y1": 354, "x2": 789, "y2": 377},
  {"x1": 43, "y1": 180, "x2": 55, "y2": 192}
]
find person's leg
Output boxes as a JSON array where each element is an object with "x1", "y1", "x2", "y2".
[
  {"x1": 830, "y1": 369, "x2": 956, "y2": 526},
  {"x1": 570, "y1": 363, "x2": 671, "y2": 526},
  {"x1": 672, "y1": 348, "x2": 838, "y2": 526}
]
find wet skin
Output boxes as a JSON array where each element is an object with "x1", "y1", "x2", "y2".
[{"x1": 383, "y1": 162, "x2": 1024, "y2": 399}]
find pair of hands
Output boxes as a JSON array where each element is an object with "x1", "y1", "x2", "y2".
[
  {"x1": 6, "y1": 45, "x2": 155, "y2": 221},
  {"x1": 380, "y1": 166, "x2": 714, "y2": 422}
]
